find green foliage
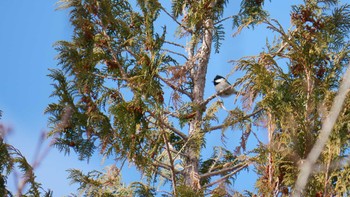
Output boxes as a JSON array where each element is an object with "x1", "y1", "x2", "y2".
[
  {"x1": 199, "y1": 147, "x2": 241, "y2": 186},
  {"x1": 233, "y1": 0, "x2": 269, "y2": 35},
  {"x1": 1, "y1": 113, "x2": 51, "y2": 196},
  {"x1": 171, "y1": 0, "x2": 228, "y2": 27},
  {"x1": 49, "y1": 0, "x2": 350, "y2": 196},
  {"x1": 175, "y1": 185, "x2": 203, "y2": 197},
  {"x1": 46, "y1": 69, "x2": 100, "y2": 161},
  {"x1": 171, "y1": 0, "x2": 229, "y2": 50},
  {"x1": 0, "y1": 140, "x2": 52, "y2": 196},
  {"x1": 49, "y1": 0, "x2": 177, "y2": 194},
  {"x1": 234, "y1": 0, "x2": 350, "y2": 195},
  {"x1": 0, "y1": 140, "x2": 11, "y2": 196},
  {"x1": 213, "y1": 24, "x2": 225, "y2": 53},
  {"x1": 67, "y1": 165, "x2": 156, "y2": 197}
]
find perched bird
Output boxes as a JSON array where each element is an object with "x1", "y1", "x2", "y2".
[{"x1": 213, "y1": 75, "x2": 236, "y2": 97}]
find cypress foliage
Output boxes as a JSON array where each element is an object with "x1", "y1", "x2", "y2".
[
  {"x1": 0, "y1": 116, "x2": 52, "y2": 196},
  {"x1": 235, "y1": 0, "x2": 350, "y2": 195},
  {"x1": 47, "y1": 0, "x2": 350, "y2": 196}
]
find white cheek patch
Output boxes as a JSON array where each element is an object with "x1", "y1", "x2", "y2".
[{"x1": 215, "y1": 78, "x2": 225, "y2": 83}]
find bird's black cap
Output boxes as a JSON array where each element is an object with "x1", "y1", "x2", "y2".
[{"x1": 213, "y1": 75, "x2": 225, "y2": 85}]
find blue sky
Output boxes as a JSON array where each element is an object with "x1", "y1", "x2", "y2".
[
  {"x1": 0, "y1": 0, "x2": 103, "y2": 195},
  {"x1": 0, "y1": 0, "x2": 303, "y2": 196}
]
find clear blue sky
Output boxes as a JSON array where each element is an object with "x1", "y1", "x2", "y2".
[{"x1": 0, "y1": 0, "x2": 302, "y2": 196}]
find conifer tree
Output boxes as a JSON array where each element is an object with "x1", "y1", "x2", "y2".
[{"x1": 47, "y1": 0, "x2": 350, "y2": 196}]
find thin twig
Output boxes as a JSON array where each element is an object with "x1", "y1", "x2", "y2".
[
  {"x1": 32, "y1": 131, "x2": 51, "y2": 170},
  {"x1": 162, "y1": 133, "x2": 177, "y2": 195},
  {"x1": 214, "y1": 15, "x2": 236, "y2": 25},
  {"x1": 160, "y1": 6, "x2": 192, "y2": 33},
  {"x1": 161, "y1": 49, "x2": 188, "y2": 60},
  {"x1": 208, "y1": 148, "x2": 223, "y2": 173},
  {"x1": 169, "y1": 148, "x2": 187, "y2": 158},
  {"x1": 91, "y1": 72, "x2": 124, "y2": 81},
  {"x1": 272, "y1": 42, "x2": 288, "y2": 58},
  {"x1": 119, "y1": 158, "x2": 127, "y2": 173},
  {"x1": 172, "y1": 136, "x2": 192, "y2": 161},
  {"x1": 163, "y1": 109, "x2": 180, "y2": 119},
  {"x1": 164, "y1": 40, "x2": 185, "y2": 48}
]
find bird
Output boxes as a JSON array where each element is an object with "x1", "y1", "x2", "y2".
[{"x1": 213, "y1": 75, "x2": 236, "y2": 97}]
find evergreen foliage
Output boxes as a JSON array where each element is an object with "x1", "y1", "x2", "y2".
[
  {"x1": 66, "y1": 166, "x2": 155, "y2": 196},
  {"x1": 47, "y1": 0, "x2": 350, "y2": 196},
  {"x1": 235, "y1": 0, "x2": 350, "y2": 195},
  {"x1": 0, "y1": 125, "x2": 52, "y2": 196}
]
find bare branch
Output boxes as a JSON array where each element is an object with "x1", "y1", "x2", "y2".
[
  {"x1": 152, "y1": 166, "x2": 172, "y2": 181},
  {"x1": 151, "y1": 156, "x2": 185, "y2": 179},
  {"x1": 208, "y1": 148, "x2": 223, "y2": 173},
  {"x1": 164, "y1": 41, "x2": 185, "y2": 48},
  {"x1": 207, "y1": 124, "x2": 224, "y2": 132},
  {"x1": 214, "y1": 15, "x2": 235, "y2": 25},
  {"x1": 169, "y1": 148, "x2": 187, "y2": 158},
  {"x1": 161, "y1": 49, "x2": 188, "y2": 60}
]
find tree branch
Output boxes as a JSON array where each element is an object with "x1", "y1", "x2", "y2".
[
  {"x1": 200, "y1": 162, "x2": 247, "y2": 179},
  {"x1": 148, "y1": 111, "x2": 188, "y2": 141},
  {"x1": 152, "y1": 166, "x2": 172, "y2": 181},
  {"x1": 161, "y1": 49, "x2": 188, "y2": 60},
  {"x1": 202, "y1": 163, "x2": 249, "y2": 188},
  {"x1": 157, "y1": 74, "x2": 192, "y2": 99},
  {"x1": 214, "y1": 15, "x2": 236, "y2": 25},
  {"x1": 162, "y1": 133, "x2": 177, "y2": 195},
  {"x1": 98, "y1": 22, "x2": 127, "y2": 79},
  {"x1": 90, "y1": 72, "x2": 124, "y2": 81},
  {"x1": 160, "y1": 6, "x2": 193, "y2": 33},
  {"x1": 151, "y1": 158, "x2": 173, "y2": 171},
  {"x1": 164, "y1": 40, "x2": 185, "y2": 48},
  {"x1": 206, "y1": 108, "x2": 263, "y2": 132},
  {"x1": 138, "y1": 143, "x2": 179, "y2": 176},
  {"x1": 207, "y1": 124, "x2": 224, "y2": 132},
  {"x1": 200, "y1": 83, "x2": 238, "y2": 107},
  {"x1": 164, "y1": 109, "x2": 180, "y2": 119}
]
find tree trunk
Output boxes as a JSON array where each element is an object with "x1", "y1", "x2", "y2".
[{"x1": 185, "y1": 18, "x2": 213, "y2": 190}]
